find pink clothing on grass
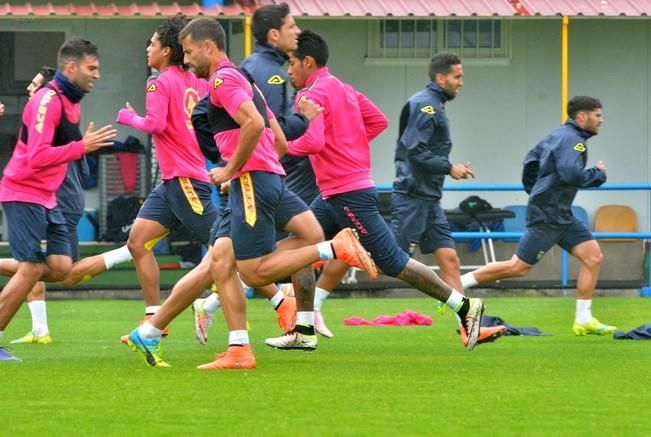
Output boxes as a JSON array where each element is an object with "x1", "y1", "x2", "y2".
[
  {"x1": 117, "y1": 65, "x2": 210, "y2": 182},
  {"x1": 208, "y1": 58, "x2": 284, "y2": 179},
  {"x1": 344, "y1": 310, "x2": 432, "y2": 326},
  {"x1": 0, "y1": 82, "x2": 86, "y2": 208},
  {"x1": 287, "y1": 67, "x2": 388, "y2": 198}
]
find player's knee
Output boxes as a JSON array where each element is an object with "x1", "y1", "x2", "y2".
[
  {"x1": 303, "y1": 226, "x2": 324, "y2": 245},
  {"x1": 238, "y1": 271, "x2": 264, "y2": 288},
  {"x1": 509, "y1": 261, "x2": 531, "y2": 277},
  {"x1": 126, "y1": 238, "x2": 146, "y2": 256},
  {"x1": 513, "y1": 266, "x2": 530, "y2": 277},
  {"x1": 211, "y1": 258, "x2": 236, "y2": 283},
  {"x1": 439, "y1": 252, "x2": 461, "y2": 270},
  {"x1": 584, "y1": 251, "x2": 603, "y2": 270},
  {"x1": 48, "y1": 262, "x2": 72, "y2": 282}
]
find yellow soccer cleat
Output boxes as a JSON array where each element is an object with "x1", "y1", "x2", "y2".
[
  {"x1": 10, "y1": 332, "x2": 52, "y2": 345},
  {"x1": 573, "y1": 318, "x2": 617, "y2": 336}
]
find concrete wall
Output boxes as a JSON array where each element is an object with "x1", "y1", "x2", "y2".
[
  {"x1": 298, "y1": 18, "x2": 651, "y2": 231},
  {"x1": 0, "y1": 16, "x2": 649, "y2": 235}
]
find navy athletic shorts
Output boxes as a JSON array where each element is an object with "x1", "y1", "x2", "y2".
[
  {"x1": 516, "y1": 218, "x2": 594, "y2": 265},
  {"x1": 3, "y1": 201, "x2": 72, "y2": 262},
  {"x1": 137, "y1": 177, "x2": 218, "y2": 244},
  {"x1": 63, "y1": 212, "x2": 82, "y2": 262},
  {"x1": 310, "y1": 187, "x2": 409, "y2": 277},
  {"x1": 390, "y1": 192, "x2": 455, "y2": 255},
  {"x1": 227, "y1": 171, "x2": 308, "y2": 260}
]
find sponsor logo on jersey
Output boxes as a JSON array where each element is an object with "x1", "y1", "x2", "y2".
[
  {"x1": 420, "y1": 105, "x2": 436, "y2": 115},
  {"x1": 267, "y1": 75, "x2": 285, "y2": 85},
  {"x1": 35, "y1": 89, "x2": 56, "y2": 133},
  {"x1": 183, "y1": 87, "x2": 201, "y2": 128}
]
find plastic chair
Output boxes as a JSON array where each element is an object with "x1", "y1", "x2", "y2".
[
  {"x1": 593, "y1": 204, "x2": 637, "y2": 242},
  {"x1": 571, "y1": 205, "x2": 590, "y2": 227},
  {"x1": 502, "y1": 205, "x2": 527, "y2": 241}
]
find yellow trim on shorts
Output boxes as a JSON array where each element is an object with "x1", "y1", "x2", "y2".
[
  {"x1": 240, "y1": 171, "x2": 257, "y2": 227},
  {"x1": 179, "y1": 176, "x2": 204, "y2": 215},
  {"x1": 144, "y1": 231, "x2": 170, "y2": 251}
]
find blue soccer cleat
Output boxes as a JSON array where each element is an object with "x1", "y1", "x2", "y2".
[
  {"x1": 0, "y1": 346, "x2": 22, "y2": 362},
  {"x1": 125, "y1": 329, "x2": 170, "y2": 368}
]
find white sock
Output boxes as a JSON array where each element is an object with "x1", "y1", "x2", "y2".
[
  {"x1": 145, "y1": 306, "x2": 160, "y2": 315},
  {"x1": 314, "y1": 287, "x2": 330, "y2": 311},
  {"x1": 28, "y1": 300, "x2": 49, "y2": 336},
  {"x1": 228, "y1": 329, "x2": 249, "y2": 346},
  {"x1": 203, "y1": 293, "x2": 221, "y2": 315},
  {"x1": 445, "y1": 290, "x2": 465, "y2": 312},
  {"x1": 576, "y1": 299, "x2": 593, "y2": 324},
  {"x1": 297, "y1": 311, "x2": 314, "y2": 326},
  {"x1": 269, "y1": 289, "x2": 285, "y2": 310},
  {"x1": 461, "y1": 273, "x2": 479, "y2": 289},
  {"x1": 317, "y1": 241, "x2": 334, "y2": 260},
  {"x1": 138, "y1": 321, "x2": 163, "y2": 340},
  {"x1": 103, "y1": 245, "x2": 132, "y2": 270}
]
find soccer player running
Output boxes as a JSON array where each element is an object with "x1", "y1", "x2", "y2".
[
  {"x1": 390, "y1": 52, "x2": 505, "y2": 346},
  {"x1": 0, "y1": 66, "x2": 134, "y2": 345},
  {"x1": 191, "y1": 3, "x2": 321, "y2": 340},
  {"x1": 115, "y1": 15, "x2": 218, "y2": 335},
  {"x1": 123, "y1": 18, "x2": 376, "y2": 369},
  {"x1": 265, "y1": 31, "x2": 484, "y2": 351},
  {"x1": 0, "y1": 38, "x2": 116, "y2": 362},
  {"x1": 461, "y1": 96, "x2": 616, "y2": 336}
]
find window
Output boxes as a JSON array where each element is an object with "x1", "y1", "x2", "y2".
[
  {"x1": 369, "y1": 19, "x2": 509, "y2": 61},
  {"x1": 0, "y1": 31, "x2": 65, "y2": 94}
]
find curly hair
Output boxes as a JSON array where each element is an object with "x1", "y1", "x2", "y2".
[{"x1": 156, "y1": 14, "x2": 190, "y2": 67}]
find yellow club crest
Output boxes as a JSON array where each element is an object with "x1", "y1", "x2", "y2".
[
  {"x1": 267, "y1": 75, "x2": 285, "y2": 85},
  {"x1": 147, "y1": 83, "x2": 157, "y2": 92},
  {"x1": 213, "y1": 77, "x2": 224, "y2": 88},
  {"x1": 573, "y1": 143, "x2": 586, "y2": 152},
  {"x1": 420, "y1": 105, "x2": 435, "y2": 115}
]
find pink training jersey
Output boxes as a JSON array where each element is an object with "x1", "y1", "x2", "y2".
[
  {"x1": 287, "y1": 67, "x2": 388, "y2": 198},
  {"x1": 208, "y1": 58, "x2": 285, "y2": 179},
  {"x1": 121, "y1": 65, "x2": 210, "y2": 182},
  {"x1": 0, "y1": 82, "x2": 86, "y2": 208}
]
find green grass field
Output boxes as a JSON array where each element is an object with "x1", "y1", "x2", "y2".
[{"x1": 3, "y1": 296, "x2": 651, "y2": 436}]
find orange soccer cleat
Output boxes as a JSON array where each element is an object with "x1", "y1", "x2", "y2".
[
  {"x1": 459, "y1": 324, "x2": 507, "y2": 347},
  {"x1": 196, "y1": 345, "x2": 256, "y2": 370},
  {"x1": 330, "y1": 228, "x2": 378, "y2": 280},
  {"x1": 276, "y1": 296, "x2": 297, "y2": 332}
]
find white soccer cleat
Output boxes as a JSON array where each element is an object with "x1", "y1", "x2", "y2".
[
  {"x1": 314, "y1": 310, "x2": 334, "y2": 338},
  {"x1": 265, "y1": 330, "x2": 317, "y2": 351},
  {"x1": 192, "y1": 298, "x2": 215, "y2": 345}
]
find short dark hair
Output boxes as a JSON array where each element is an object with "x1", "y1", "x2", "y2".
[
  {"x1": 179, "y1": 18, "x2": 226, "y2": 51},
  {"x1": 39, "y1": 65, "x2": 56, "y2": 82},
  {"x1": 57, "y1": 37, "x2": 99, "y2": 70},
  {"x1": 567, "y1": 96, "x2": 602, "y2": 120},
  {"x1": 156, "y1": 14, "x2": 190, "y2": 67},
  {"x1": 252, "y1": 3, "x2": 290, "y2": 45},
  {"x1": 428, "y1": 52, "x2": 461, "y2": 81},
  {"x1": 294, "y1": 30, "x2": 328, "y2": 67}
]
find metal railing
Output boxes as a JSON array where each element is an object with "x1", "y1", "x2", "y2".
[{"x1": 376, "y1": 183, "x2": 651, "y2": 295}]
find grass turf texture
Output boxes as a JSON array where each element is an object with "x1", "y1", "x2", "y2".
[{"x1": 2, "y1": 297, "x2": 651, "y2": 435}]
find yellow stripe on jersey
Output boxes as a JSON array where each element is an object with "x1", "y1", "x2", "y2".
[
  {"x1": 179, "y1": 177, "x2": 205, "y2": 215},
  {"x1": 240, "y1": 172, "x2": 257, "y2": 227}
]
